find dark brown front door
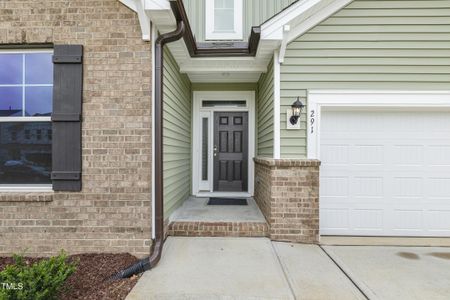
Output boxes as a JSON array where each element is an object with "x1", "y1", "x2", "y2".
[{"x1": 213, "y1": 112, "x2": 248, "y2": 192}]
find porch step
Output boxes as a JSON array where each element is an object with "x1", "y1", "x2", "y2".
[{"x1": 168, "y1": 221, "x2": 269, "y2": 238}]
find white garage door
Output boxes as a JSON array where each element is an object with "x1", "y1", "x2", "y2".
[{"x1": 320, "y1": 108, "x2": 450, "y2": 236}]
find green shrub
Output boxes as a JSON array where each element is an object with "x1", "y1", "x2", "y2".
[{"x1": 0, "y1": 251, "x2": 77, "y2": 300}]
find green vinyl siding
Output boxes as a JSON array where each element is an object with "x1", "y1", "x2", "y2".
[
  {"x1": 280, "y1": 0, "x2": 450, "y2": 158},
  {"x1": 257, "y1": 58, "x2": 274, "y2": 157},
  {"x1": 183, "y1": 0, "x2": 298, "y2": 41},
  {"x1": 163, "y1": 48, "x2": 192, "y2": 216}
]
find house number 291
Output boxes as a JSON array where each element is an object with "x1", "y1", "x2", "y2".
[{"x1": 310, "y1": 110, "x2": 315, "y2": 134}]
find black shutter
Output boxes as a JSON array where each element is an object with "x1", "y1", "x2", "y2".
[{"x1": 51, "y1": 45, "x2": 83, "y2": 191}]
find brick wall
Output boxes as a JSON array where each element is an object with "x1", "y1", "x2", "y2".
[
  {"x1": 254, "y1": 157, "x2": 321, "y2": 243},
  {"x1": 0, "y1": 0, "x2": 152, "y2": 257}
]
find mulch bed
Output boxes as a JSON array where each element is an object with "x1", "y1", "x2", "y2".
[{"x1": 0, "y1": 253, "x2": 142, "y2": 300}]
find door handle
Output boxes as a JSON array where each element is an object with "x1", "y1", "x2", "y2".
[{"x1": 214, "y1": 145, "x2": 218, "y2": 156}]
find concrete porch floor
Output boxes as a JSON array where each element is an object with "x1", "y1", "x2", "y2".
[
  {"x1": 126, "y1": 237, "x2": 450, "y2": 300},
  {"x1": 169, "y1": 197, "x2": 266, "y2": 222}
]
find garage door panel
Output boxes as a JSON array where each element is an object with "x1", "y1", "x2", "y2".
[
  {"x1": 320, "y1": 208, "x2": 350, "y2": 231},
  {"x1": 352, "y1": 145, "x2": 384, "y2": 165},
  {"x1": 320, "y1": 176, "x2": 349, "y2": 197},
  {"x1": 427, "y1": 178, "x2": 450, "y2": 197},
  {"x1": 427, "y1": 210, "x2": 450, "y2": 232},
  {"x1": 427, "y1": 145, "x2": 450, "y2": 165},
  {"x1": 392, "y1": 210, "x2": 424, "y2": 231},
  {"x1": 320, "y1": 144, "x2": 349, "y2": 165},
  {"x1": 350, "y1": 209, "x2": 384, "y2": 231},
  {"x1": 392, "y1": 145, "x2": 425, "y2": 166},
  {"x1": 352, "y1": 177, "x2": 384, "y2": 197},
  {"x1": 320, "y1": 109, "x2": 450, "y2": 237},
  {"x1": 392, "y1": 177, "x2": 424, "y2": 197}
]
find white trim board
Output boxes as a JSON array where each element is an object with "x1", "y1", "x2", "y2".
[
  {"x1": 307, "y1": 90, "x2": 450, "y2": 160},
  {"x1": 192, "y1": 91, "x2": 255, "y2": 196}
]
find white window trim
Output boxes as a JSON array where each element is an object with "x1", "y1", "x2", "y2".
[
  {"x1": 307, "y1": 90, "x2": 450, "y2": 160},
  {"x1": 205, "y1": 0, "x2": 243, "y2": 40},
  {"x1": 0, "y1": 49, "x2": 53, "y2": 190},
  {"x1": 192, "y1": 91, "x2": 255, "y2": 196}
]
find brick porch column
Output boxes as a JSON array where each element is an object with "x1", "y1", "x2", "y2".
[{"x1": 254, "y1": 157, "x2": 321, "y2": 243}]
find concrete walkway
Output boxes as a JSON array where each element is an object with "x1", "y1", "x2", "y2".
[
  {"x1": 127, "y1": 237, "x2": 450, "y2": 300},
  {"x1": 126, "y1": 237, "x2": 363, "y2": 300}
]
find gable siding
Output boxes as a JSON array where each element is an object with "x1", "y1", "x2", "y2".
[
  {"x1": 257, "y1": 58, "x2": 274, "y2": 157},
  {"x1": 280, "y1": 0, "x2": 450, "y2": 158},
  {"x1": 184, "y1": 0, "x2": 298, "y2": 41},
  {"x1": 163, "y1": 48, "x2": 192, "y2": 216}
]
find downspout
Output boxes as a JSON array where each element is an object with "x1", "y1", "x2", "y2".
[{"x1": 111, "y1": 19, "x2": 185, "y2": 279}]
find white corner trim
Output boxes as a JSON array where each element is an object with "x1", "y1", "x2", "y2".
[
  {"x1": 285, "y1": 0, "x2": 353, "y2": 44},
  {"x1": 205, "y1": 0, "x2": 243, "y2": 40},
  {"x1": 307, "y1": 90, "x2": 450, "y2": 160},
  {"x1": 273, "y1": 51, "x2": 281, "y2": 159}
]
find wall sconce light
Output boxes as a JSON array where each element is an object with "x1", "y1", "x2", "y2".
[{"x1": 289, "y1": 97, "x2": 305, "y2": 125}]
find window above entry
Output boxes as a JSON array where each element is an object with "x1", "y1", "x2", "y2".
[{"x1": 206, "y1": 0, "x2": 243, "y2": 40}]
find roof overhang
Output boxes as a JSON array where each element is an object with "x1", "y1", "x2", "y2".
[{"x1": 119, "y1": 0, "x2": 353, "y2": 82}]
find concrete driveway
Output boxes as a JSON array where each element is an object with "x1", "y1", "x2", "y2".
[
  {"x1": 323, "y1": 246, "x2": 450, "y2": 300},
  {"x1": 126, "y1": 237, "x2": 450, "y2": 300}
]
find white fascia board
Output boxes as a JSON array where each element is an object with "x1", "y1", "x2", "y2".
[{"x1": 260, "y1": 0, "x2": 322, "y2": 40}]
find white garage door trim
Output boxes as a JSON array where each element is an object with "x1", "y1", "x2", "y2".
[
  {"x1": 307, "y1": 90, "x2": 450, "y2": 160},
  {"x1": 307, "y1": 90, "x2": 450, "y2": 237}
]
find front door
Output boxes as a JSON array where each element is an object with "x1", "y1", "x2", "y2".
[{"x1": 213, "y1": 112, "x2": 248, "y2": 191}]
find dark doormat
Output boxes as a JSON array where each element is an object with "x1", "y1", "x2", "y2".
[{"x1": 207, "y1": 197, "x2": 248, "y2": 206}]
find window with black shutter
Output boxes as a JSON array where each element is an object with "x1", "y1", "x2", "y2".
[{"x1": 0, "y1": 45, "x2": 83, "y2": 192}]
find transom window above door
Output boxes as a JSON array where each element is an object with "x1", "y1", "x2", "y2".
[{"x1": 206, "y1": 0, "x2": 243, "y2": 40}]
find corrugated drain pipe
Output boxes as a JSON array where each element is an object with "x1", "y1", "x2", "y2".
[{"x1": 111, "y1": 20, "x2": 185, "y2": 280}]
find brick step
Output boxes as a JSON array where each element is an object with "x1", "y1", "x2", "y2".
[{"x1": 167, "y1": 221, "x2": 269, "y2": 238}]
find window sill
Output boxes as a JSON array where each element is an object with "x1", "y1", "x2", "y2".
[{"x1": 0, "y1": 190, "x2": 54, "y2": 202}]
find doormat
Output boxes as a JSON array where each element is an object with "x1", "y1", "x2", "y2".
[{"x1": 207, "y1": 198, "x2": 248, "y2": 206}]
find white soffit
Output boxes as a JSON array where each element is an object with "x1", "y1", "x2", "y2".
[{"x1": 167, "y1": 39, "x2": 279, "y2": 83}]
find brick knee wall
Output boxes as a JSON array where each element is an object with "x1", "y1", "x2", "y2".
[
  {"x1": 0, "y1": 0, "x2": 152, "y2": 257},
  {"x1": 254, "y1": 157, "x2": 321, "y2": 243}
]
